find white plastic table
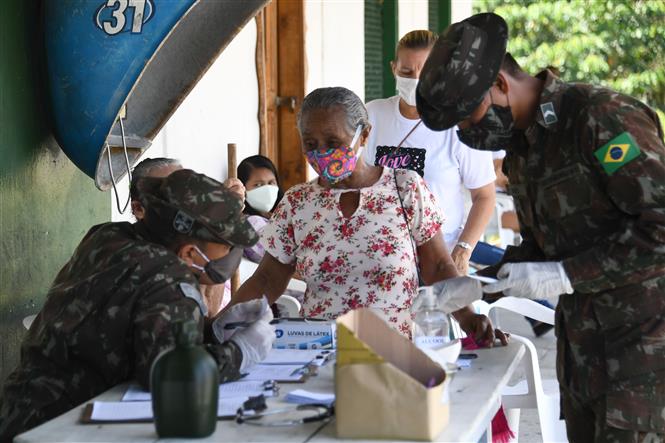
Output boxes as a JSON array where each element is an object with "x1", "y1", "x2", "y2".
[{"x1": 16, "y1": 342, "x2": 524, "y2": 443}]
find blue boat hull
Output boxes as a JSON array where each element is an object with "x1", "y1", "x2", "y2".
[{"x1": 45, "y1": 0, "x2": 267, "y2": 190}]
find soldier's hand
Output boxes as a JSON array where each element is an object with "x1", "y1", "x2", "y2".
[
  {"x1": 483, "y1": 262, "x2": 573, "y2": 299},
  {"x1": 212, "y1": 297, "x2": 269, "y2": 342},
  {"x1": 231, "y1": 307, "x2": 276, "y2": 372}
]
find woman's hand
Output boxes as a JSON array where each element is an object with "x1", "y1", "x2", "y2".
[
  {"x1": 454, "y1": 308, "x2": 509, "y2": 347},
  {"x1": 223, "y1": 178, "x2": 246, "y2": 201},
  {"x1": 199, "y1": 284, "x2": 227, "y2": 318},
  {"x1": 450, "y1": 244, "x2": 472, "y2": 275}
]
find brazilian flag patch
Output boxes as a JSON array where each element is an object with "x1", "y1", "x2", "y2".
[{"x1": 593, "y1": 132, "x2": 641, "y2": 175}]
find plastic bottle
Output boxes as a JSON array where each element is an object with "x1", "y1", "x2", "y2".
[
  {"x1": 150, "y1": 320, "x2": 219, "y2": 438},
  {"x1": 411, "y1": 286, "x2": 450, "y2": 349}
]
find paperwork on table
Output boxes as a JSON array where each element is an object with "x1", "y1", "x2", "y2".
[
  {"x1": 95, "y1": 349, "x2": 333, "y2": 422},
  {"x1": 89, "y1": 397, "x2": 250, "y2": 422},
  {"x1": 122, "y1": 380, "x2": 276, "y2": 402}
]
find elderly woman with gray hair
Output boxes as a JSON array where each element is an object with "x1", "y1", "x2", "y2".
[{"x1": 230, "y1": 87, "x2": 505, "y2": 343}]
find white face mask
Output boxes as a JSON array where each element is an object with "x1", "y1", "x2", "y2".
[
  {"x1": 245, "y1": 184, "x2": 279, "y2": 213},
  {"x1": 395, "y1": 75, "x2": 419, "y2": 107}
]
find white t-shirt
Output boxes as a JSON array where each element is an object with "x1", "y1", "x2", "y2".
[{"x1": 364, "y1": 96, "x2": 496, "y2": 250}]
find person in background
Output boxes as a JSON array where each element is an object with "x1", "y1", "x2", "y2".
[
  {"x1": 417, "y1": 12, "x2": 665, "y2": 441},
  {"x1": 237, "y1": 155, "x2": 284, "y2": 263},
  {"x1": 130, "y1": 157, "x2": 183, "y2": 220},
  {"x1": 225, "y1": 86, "x2": 507, "y2": 345},
  {"x1": 363, "y1": 30, "x2": 496, "y2": 276},
  {"x1": 0, "y1": 170, "x2": 274, "y2": 441}
]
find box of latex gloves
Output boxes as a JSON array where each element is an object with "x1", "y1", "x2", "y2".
[{"x1": 273, "y1": 318, "x2": 337, "y2": 349}]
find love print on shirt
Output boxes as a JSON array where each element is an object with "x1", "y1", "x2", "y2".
[{"x1": 375, "y1": 146, "x2": 426, "y2": 177}]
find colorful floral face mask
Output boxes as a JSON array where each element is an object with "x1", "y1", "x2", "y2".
[{"x1": 305, "y1": 126, "x2": 363, "y2": 184}]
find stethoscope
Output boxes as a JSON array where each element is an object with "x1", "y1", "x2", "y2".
[{"x1": 235, "y1": 395, "x2": 334, "y2": 427}]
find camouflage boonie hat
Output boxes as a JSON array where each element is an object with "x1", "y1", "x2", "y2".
[
  {"x1": 416, "y1": 13, "x2": 508, "y2": 131},
  {"x1": 138, "y1": 169, "x2": 258, "y2": 247}
]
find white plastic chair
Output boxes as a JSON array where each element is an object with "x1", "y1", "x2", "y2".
[
  {"x1": 275, "y1": 294, "x2": 301, "y2": 317},
  {"x1": 474, "y1": 298, "x2": 568, "y2": 443}
]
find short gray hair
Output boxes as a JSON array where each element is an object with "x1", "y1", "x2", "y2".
[
  {"x1": 297, "y1": 87, "x2": 369, "y2": 135},
  {"x1": 132, "y1": 157, "x2": 182, "y2": 179},
  {"x1": 130, "y1": 157, "x2": 182, "y2": 200}
]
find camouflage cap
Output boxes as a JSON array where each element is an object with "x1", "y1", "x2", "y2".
[
  {"x1": 416, "y1": 13, "x2": 508, "y2": 131},
  {"x1": 137, "y1": 169, "x2": 258, "y2": 247}
]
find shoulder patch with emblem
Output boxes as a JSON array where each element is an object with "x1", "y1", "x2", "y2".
[
  {"x1": 179, "y1": 282, "x2": 208, "y2": 316},
  {"x1": 593, "y1": 132, "x2": 641, "y2": 175},
  {"x1": 540, "y1": 102, "x2": 558, "y2": 125}
]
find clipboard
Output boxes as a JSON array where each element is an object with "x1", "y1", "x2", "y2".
[{"x1": 240, "y1": 364, "x2": 316, "y2": 384}]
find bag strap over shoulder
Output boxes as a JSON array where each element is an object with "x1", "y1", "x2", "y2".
[{"x1": 393, "y1": 170, "x2": 421, "y2": 281}]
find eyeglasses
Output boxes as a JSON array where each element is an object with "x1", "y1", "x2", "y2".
[{"x1": 235, "y1": 395, "x2": 334, "y2": 427}]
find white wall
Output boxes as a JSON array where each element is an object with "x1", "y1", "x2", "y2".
[
  {"x1": 399, "y1": 0, "x2": 428, "y2": 39},
  {"x1": 452, "y1": 0, "x2": 473, "y2": 23},
  {"x1": 304, "y1": 0, "x2": 365, "y2": 100},
  {"x1": 112, "y1": 20, "x2": 260, "y2": 221},
  {"x1": 304, "y1": 0, "x2": 365, "y2": 180}
]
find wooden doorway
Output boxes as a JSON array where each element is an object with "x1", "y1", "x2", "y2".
[{"x1": 256, "y1": 0, "x2": 307, "y2": 191}]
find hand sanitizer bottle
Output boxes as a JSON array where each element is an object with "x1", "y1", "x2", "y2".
[{"x1": 411, "y1": 286, "x2": 450, "y2": 349}]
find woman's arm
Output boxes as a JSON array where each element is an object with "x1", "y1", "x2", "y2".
[
  {"x1": 451, "y1": 182, "x2": 496, "y2": 275},
  {"x1": 417, "y1": 231, "x2": 460, "y2": 284},
  {"x1": 418, "y1": 232, "x2": 508, "y2": 347},
  {"x1": 232, "y1": 253, "x2": 296, "y2": 305}
]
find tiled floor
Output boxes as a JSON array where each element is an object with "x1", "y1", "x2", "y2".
[{"x1": 496, "y1": 308, "x2": 559, "y2": 443}]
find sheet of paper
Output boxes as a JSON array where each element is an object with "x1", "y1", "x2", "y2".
[
  {"x1": 91, "y1": 401, "x2": 153, "y2": 421},
  {"x1": 122, "y1": 381, "x2": 275, "y2": 402},
  {"x1": 220, "y1": 380, "x2": 276, "y2": 398},
  {"x1": 285, "y1": 389, "x2": 335, "y2": 406},
  {"x1": 261, "y1": 349, "x2": 327, "y2": 365},
  {"x1": 242, "y1": 364, "x2": 307, "y2": 382},
  {"x1": 91, "y1": 397, "x2": 250, "y2": 421}
]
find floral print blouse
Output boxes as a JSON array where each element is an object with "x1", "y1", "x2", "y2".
[{"x1": 261, "y1": 167, "x2": 444, "y2": 336}]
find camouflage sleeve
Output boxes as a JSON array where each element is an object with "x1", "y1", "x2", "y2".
[
  {"x1": 562, "y1": 94, "x2": 665, "y2": 293},
  {"x1": 132, "y1": 262, "x2": 242, "y2": 388}
]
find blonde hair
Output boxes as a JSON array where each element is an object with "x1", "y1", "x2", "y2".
[{"x1": 395, "y1": 30, "x2": 438, "y2": 59}]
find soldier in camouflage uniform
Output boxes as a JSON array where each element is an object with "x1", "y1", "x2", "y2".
[
  {"x1": 417, "y1": 12, "x2": 665, "y2": 443},
  {"x1": 0, "y1": 169, "x2": 275, "y2": 441}
]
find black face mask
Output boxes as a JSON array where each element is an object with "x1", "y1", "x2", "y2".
[
  {"x1": 192, "y1": 245, "x2": 243, "y2": 284},
  {"x1": 457, "y1": 94, "x2": 514, "y2": 152}
]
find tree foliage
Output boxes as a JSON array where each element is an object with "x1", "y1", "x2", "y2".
[{"x1": 474, "y1": 0, "x2": 665, "y2": 122}]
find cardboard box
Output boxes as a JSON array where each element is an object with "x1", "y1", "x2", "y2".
[
  {"x1": 273, "y1": 318, "x2": 337, "y2": 349},
  {"x1": 336, "y1": 309, "x2": 450, "y2": 441}
]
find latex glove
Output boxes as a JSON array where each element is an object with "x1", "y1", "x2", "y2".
[
  {"x1": 450, "y1": 245, "x2": 472, "y2": 276},
  {"x1": 482, "y1": 262, "x2": 573, "y2": 299},
  {"x1": 212, "y1": 297, "x2": 269, "y2": 342},
  {"x1": 432, "y1": 277, "x2": 483, "y2": 314},
  {"x1": 231, "y1": 307, "x2": 276, "y2": 372}
]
